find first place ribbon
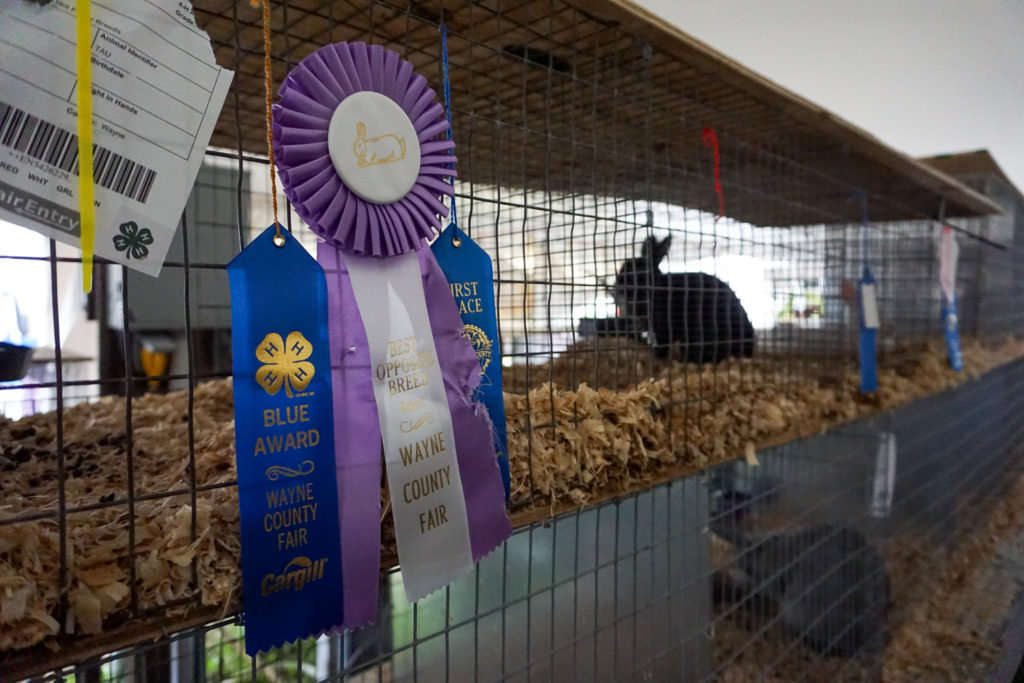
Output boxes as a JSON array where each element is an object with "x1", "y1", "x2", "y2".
[
  {"x1": 228, "y1": 226, "x2": 344, "y2": 654},
  {"x1": 432, "y1": 28, "x2": 510, "y2": 499},
  {"x1": 432, "y1": 226, "x2": 511, "y2": 499}
]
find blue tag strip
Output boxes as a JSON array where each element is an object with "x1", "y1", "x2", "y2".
[
  {"x1": 859, "y1": 266, "x2": 879, "y2": 393},
  {"x1": 943, "y1": 296, "x2": 963, "y2": 371},
  {"x1": 432, "y1": 225, "x2": 512, "y2": 499},
  {"x1": 852, "y1": 190, "x2": 878, "y2": 394},
  {"x1": 228, "y1": 226, "x2": 344, "y2": 654}
]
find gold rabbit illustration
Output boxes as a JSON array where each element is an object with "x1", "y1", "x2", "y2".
[{"x1": 353, "y1": 121, "x2": 407, "y2": 168}]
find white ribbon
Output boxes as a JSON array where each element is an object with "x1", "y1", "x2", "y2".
[
  {"x1": 870, "y1": 432, "x2": 897, "y2": 518},
  {"x1": 344, "y1": 250, "x2": 473, "y2": 601},
  {"x1": 861, "y1": 283, "x2": 880, "y2": 330},
  {"x1": 938, "y1": 226, "x2": 959, "y2": 302}
]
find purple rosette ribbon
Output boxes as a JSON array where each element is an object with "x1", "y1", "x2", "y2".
[
  {"x1": 272, "y1": 42, "x2": 457, "y2": 257},
  {"x1": 273, "y1": 42, "x2": 510, "y2": 625}
]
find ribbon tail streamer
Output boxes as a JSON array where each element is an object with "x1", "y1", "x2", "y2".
[
  {"x1": 431, "y1": 225, "x2": 511, "y2": 500},
  {"x1": 345, "y1": 249, "x2": 474, "y2": 601},
  {"x1": 418, "y1": 247, "x2": 511, "y2": 561},
  {"x1": 319, "y1": 242, "x2": 511, "y2": 613},
  {"x1": 228, "y1": 227, "x2": 345, "y2": 654},
  {"x1": 318, "y1": 243, "x2": 384, "y2": 627}
]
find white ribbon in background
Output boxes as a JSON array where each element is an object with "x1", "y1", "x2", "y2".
[
  {"x1": 344, "y1": 250, "x2": 473, "y2": 601},
  {"x1": 861, "y1": 282, "x2": 880, "y2": 330},
  {"x1": 938, "y1": 226, "x2": 960, "y2": 302},
  {"x1": 870, "y1": 432, "x2": 897, "y2": 519}
]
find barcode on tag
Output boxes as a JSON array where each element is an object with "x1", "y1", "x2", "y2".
[{"x1": 0, "y1": 101, "x2": 157, "y2": 204}]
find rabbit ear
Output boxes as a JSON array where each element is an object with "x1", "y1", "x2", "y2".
[
  {"x1": 653, "y1": 235, "x2": 672, "y2": 265},
  {"x1": 356, "y1": 121, "x2": 366, "y2": 138}
]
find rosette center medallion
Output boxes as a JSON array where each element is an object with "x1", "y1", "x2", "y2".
[{"x1": 328, "y1": 91, "x2": 421, "y2": 204}]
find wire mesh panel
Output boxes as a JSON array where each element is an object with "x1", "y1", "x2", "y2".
[
  {"x1": 3, "y1": 0, "x2": 1024, "y2": 681},
  {"x1": 709, "y1": 356, "x2": 1024, "y2": 681},
  {"x1": 28, "y1": 358, "x2": 1024, "y2": 682}
]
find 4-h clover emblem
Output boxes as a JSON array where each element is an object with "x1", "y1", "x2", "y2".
[
  {"x1": 255, "y1": 331, "x2": 315, "y2": 398},
  {"x1": 112, "y1": 221, "x2": 153, "y2": 260}
]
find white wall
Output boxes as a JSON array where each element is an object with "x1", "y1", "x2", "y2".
[
  {"x1": 633, "y1": 0, "x2": 1024, "y2": 191},
  {"x1": 0, "y1": 221, "x2": 98, "y2": 418}
]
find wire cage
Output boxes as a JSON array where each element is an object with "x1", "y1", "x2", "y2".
[{"x1": 2, "y1": 0, "x2": 1024, "y2": 680}]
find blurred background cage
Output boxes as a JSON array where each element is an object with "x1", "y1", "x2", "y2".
[{"x1": 2, "y1": 0, "x2": 1024, "y2": 681}]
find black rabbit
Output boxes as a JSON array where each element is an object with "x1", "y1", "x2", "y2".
[
  {"x1": 612, "y1": 235, "x2": 755, "y2": 362},
  {"x1": 711, "y1": 491, "x2": 891, "y2": 658}
]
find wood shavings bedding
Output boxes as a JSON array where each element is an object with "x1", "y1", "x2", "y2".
[
  {"x1": 879, "y1": 473, "x2": 1024, "y2": 681},
  {"x1": 1, "y1": 337, "x2": 1023, "y2": 652},
  {"x1": 0, "y1": 382, "x2": 241, "y2": 651},
  {"x1": 505, "y1": 337, "x2": 1024, "y2": 508}
]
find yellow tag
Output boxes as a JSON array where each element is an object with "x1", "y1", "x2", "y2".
[{"x1": 76, "y1": 0, "x2": 95, "y2": 292}]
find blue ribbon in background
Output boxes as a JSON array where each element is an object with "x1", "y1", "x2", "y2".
[
  {"x1": 433, "y1": 224, "x2": 512, "y2": 500},
  {"x1": 852, "y1": 190, "x2": 879, "y2": 393},
  {"x1": 943, "y1": 296, "x2": 964, "y2": 371},
  {"x1": 859, "y1": 265, "x2": 879, "y2": 393},
  {"x1": 228, "y1": 226, "x2": 344, "y2": 654}
]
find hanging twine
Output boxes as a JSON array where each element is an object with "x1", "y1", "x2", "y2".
[
  {"x1": 252, "y1": 0, "x2": 283, "y2": 243},
  {"x1": 439, "y1": 23, "x2": 458, "y2": 242},
  {"x1": 702, "y1": 127, "x2": 724, "y2": 224},
  {"x1": 851, "y1": 188, "x2": 870, "y2": 269}
]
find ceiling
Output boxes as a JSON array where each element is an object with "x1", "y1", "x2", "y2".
[{"x1": 191, "y1": 0, "x2": 1000, "y2": 227}]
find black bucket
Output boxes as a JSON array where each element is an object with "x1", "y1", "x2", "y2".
[{"x1": 0, "y1": 342, "x2": 33, "y2": 382}]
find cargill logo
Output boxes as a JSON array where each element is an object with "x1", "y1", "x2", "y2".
[
  {"x1": 260, "y1": 556, "x2": 328, "y2": 596},
  {"x1": 255, "y1": 331, "x2": 315, "y2": 397}
]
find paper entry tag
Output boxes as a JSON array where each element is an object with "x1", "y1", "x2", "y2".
[{"x1": 0, "y1": 0, "x2": 232, "y2": 276}]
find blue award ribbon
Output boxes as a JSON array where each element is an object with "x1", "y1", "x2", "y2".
[
  {"x1": 943, "y1": 296, "x2": 963, "y2": 372},
  {"x1": 432, "y1": 224, "x2": 511, "y2": 500},
  {"x1": 228, "y1": 226, "x2": 344, "y2": 654}
]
